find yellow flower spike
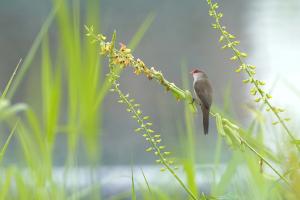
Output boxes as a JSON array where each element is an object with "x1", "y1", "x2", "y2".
[
  {"x1": 160, "y1": 168, "x2": 166, "y2": 172},
  {"x1": 219, "y1": 35, "x2": 224, "y2": 42},
  {"x1": 146, "y1": 147, "x2": 152, "y2": 152},
  {"x1": 243, "y1": 79, "x2": 249, "y2": 83},
  {"x1": 240, "y1": 52, "x2": 248, "y2": 57},
  {"x1": 255, "y1": 98, "x2": 261, "y2": 103},
  {"x1": 235, "y1": 66, "x2": 243, "y2": 73},
  {"x1": 266, "y1": 94, "x2": 272, "y2": 99}
]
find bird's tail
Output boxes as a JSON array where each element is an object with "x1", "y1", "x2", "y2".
[{"x1": 201, "y1": 106, "x2": 209, "y2": 135}]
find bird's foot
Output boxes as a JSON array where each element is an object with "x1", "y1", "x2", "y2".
[{"x1": 189, "y1": 98, "x2": 195, "y2": 105}]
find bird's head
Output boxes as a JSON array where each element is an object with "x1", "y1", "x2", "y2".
[{"x1": 190, "y1": 68, "x2": 207, "y2": 79}]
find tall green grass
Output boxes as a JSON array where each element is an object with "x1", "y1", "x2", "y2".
[
  {"x1": 82, "y1": 0, "x2": 299, "y2": 197},
  {"x1": 0, "y1": 0, "x2": 299, "y2": 199},
  {"x1": 0, "y1": 0, "x2": 154, "y2": 199}
]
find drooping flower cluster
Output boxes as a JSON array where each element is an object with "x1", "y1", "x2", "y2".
[{"x1": 84, "y1": 25, "x2": 194, "y2": 106}]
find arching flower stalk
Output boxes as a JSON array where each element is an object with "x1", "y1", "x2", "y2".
[
  {"x1": 206, "y1": 0, "x2": 299, "y2": 151},
  {"x1": 94, "y1": 30, "x2": 200, "y2": 200},
  {"x1": 85, "y1": 25, "x2": 197, "y2": 113},
  {"x1": 85, "y1": 26, "x2": 291, "y2": 191}
]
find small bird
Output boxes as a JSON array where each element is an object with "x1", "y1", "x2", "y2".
[{"x1": 190, "y1": 69, "x2": 213, "y2": 135}]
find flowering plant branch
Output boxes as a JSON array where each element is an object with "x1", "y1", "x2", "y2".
[
  {"x1": 206, "y1": 0, "x2": 299, "y2": 151},
  {"x1": 98, "y1": 30, "x2": 200, "y2": 200},
  {"x1": 85, "y1": 26, "x2": 291, "y2": 191},
  {"x1": 85, "y1": 26, "x2": 197, "y2": 113}
]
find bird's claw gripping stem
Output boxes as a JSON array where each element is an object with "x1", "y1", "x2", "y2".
[{"x1": 190, "y1": 98, "x2": 195, "y2": 105}]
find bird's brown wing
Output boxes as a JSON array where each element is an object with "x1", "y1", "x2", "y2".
[
  {"x1": 194, "y1": 79, "x2": 212, "y2": 109},
  {"x1": 194, "y1": 79, "x2": 213, "y2": 135}
]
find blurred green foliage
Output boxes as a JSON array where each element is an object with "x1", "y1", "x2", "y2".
[{"x1": 0, "y1": 0, "x2": 299, "y2": 199}]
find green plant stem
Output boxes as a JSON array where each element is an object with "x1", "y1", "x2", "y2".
[
  {"x1": 207, "y1": 0, "x2": 300, "y2": 151},
  {"x1": 7, "y1": 7, "x2": 57, "y2": 99},
  {"x1": 112, "y1": 80, "x2": 198, "y2": 200},
  {"x1": 86, "y1": 29, "x2": 290, "y2": 189},
  {"x1": 103, "y1": 33, "x2": 199, "y2": 199},
  {"x1": 216, "y1": 113, "x2": 290, "y2": 186},
  {"x1": 85, "y1": 26, "x2": 197, "y2": 112},
  {"x1": 238, "y1": 135, "x2": 290, "y2": 186},
  {"x1": 0, "y1": 121, "x2": 18, "y2": 163},
  {"x1": 1, "y1": 59, "x2": 22, "y2": 100}
]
